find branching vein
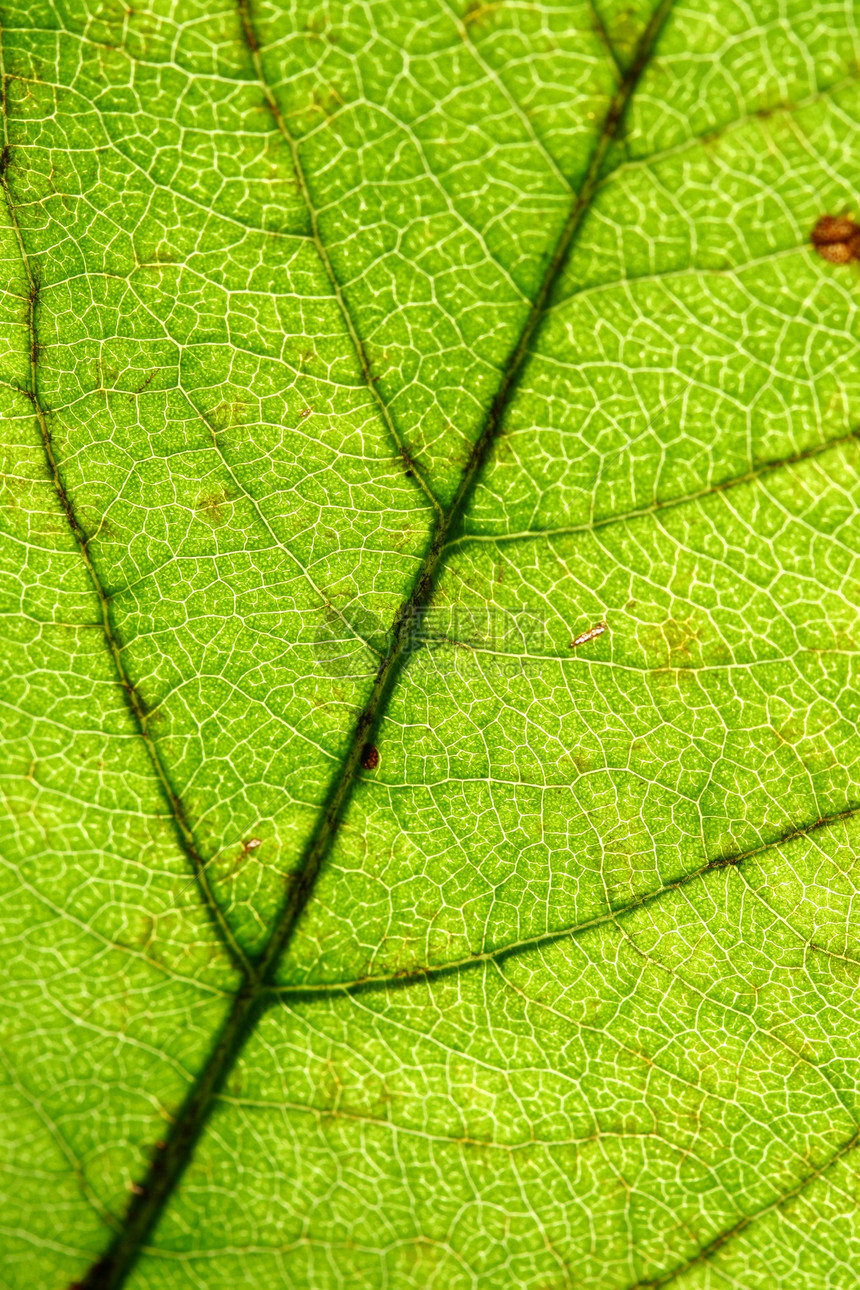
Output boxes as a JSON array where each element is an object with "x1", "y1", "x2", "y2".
[{"x1": 65, "y1": 1, "x2": 679, "y2": 1283}]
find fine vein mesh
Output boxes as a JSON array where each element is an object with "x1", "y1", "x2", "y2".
[
  {"x1": 282, "y1": 26, "x2": 860, "y2": 984},
  {"x1": 2, "y1": 0, "x2": 860, "y2": 1288},
  {"x1": 142, "y1": 817, "x2": 860, "y2": 1290}
]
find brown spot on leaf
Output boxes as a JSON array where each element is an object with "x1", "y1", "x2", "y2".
[
  {"x1": 463, "y1": 0, "x2": 499, "y2": 27},
  {"x1": 208, "y1": 399, "x2": 250, "y2": 431},
  {"x1": 195, "y1": 487, "x2": 232, "y2": 524},
  {"x1": 635, "y1": 612, "x2": 731, "y2": 670},
  {"x1": 811, "y1": 214, "x2": 860, "y2": 264},
  {"x1": 361, "y1": 743, "x2": 379, "y2": 770},
  {"x1": 132, "y1": 369, "x2": 157, "y2": 396}
]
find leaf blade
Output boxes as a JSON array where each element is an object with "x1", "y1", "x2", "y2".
[{"x1": 4, "y1": 1, "x2": 860, "y2": 1288}]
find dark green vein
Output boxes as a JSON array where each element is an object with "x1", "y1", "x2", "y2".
[
  {"x1": 446, "y1": 422, "x2": 860, "y2": 550},
  {"x1": 236, "y1": 0, "x2": 443, "y2": 517},
  {"x1": 271, "y1": 800, "x2": 860, "y2": 1001},
  {"x1": 63, "y1": 1, "x2": 678, "y2": 1283},
  {"x1": 0, "y1": 62, "x2": 250, "y2": 982},
  {"x1": 601, "y1": 65, "x2": 860, "y2": 189},
  {"x1": 623, "y1": 1123, "x2": 860, "y2": 1289},
  {"x1": 584, "y1": 0, "x2": 625, "y2": 83}
]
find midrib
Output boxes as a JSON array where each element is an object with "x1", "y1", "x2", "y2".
[{"x1": 5, "y1": 2, "x2": 677, "y2": 1285}]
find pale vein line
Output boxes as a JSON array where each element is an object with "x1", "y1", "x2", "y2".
[{"x1": 196, "y1": 404, "x2": 384, "y2": 661}]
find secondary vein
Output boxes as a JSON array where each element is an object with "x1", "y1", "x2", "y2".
[
  {"x1": 236, "y1": 0, "x2": 444, "y2": 518},
  {"x1": 444, "y1": 423, "x2": 860, "y2": 550},
  {"x1": 0, "y1": 55, "x2": 250, "y2": 981},
  {"x1": 271, "y1": 799, "x2": 860, "y2": 999},
  {"x1": 622, "y1": 1122, "x2": 860, "y2": 1289}
]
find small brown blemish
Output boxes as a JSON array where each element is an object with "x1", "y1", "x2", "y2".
[
  {"x1": 570, "y1": 622, "x2": 607, "y2": 648},
  {"x1": 463, "y1": 0, "x2": 499, "y2": 27},
  {"x1": 811, "y1": 214, "x2": 860, "y2": 264},
  {"x1": 361, "y1": 743, "x2": 379, "y2": 770},
  {"x1": 195, "y1": 487, "x2": 232, "y2": 523},
  {"x1": 132, "y1": 369, "x2": 157, "y2": 396}
]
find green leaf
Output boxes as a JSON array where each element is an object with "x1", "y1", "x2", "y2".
[{"x1": 3, "y1": 0, "x2": 860, "y2": 1287}]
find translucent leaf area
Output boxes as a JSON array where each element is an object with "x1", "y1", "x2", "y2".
[{"x1": 3, "y1": 0, "x2": 860, "y2": 1287}]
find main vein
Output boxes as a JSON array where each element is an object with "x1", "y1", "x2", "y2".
[{"x1": 59, "y1": 1, "x2": 677, "y2": 1283}]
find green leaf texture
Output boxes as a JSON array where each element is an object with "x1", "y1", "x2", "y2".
[{"x1": 3, "y1": 0, "x2": 860, "y2": 1286}]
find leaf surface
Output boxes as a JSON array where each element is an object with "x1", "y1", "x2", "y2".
[{"x1": 3, "y1": 0, "x2": 860, "y2": 1287}]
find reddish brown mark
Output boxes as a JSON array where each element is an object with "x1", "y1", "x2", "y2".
[
  {"x1": 361, "y1": 743, "x2": 380, "y2": 770},
  {"x1": 811, "y1": 214, "x2": 860, "y2": 264}
]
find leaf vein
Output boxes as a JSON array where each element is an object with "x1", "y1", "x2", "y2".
[
  {"x1": 273, "y1": 800, "x2": 860, "y2": 998},
  {"x1": 0, "y1": 48, "x2": 252, "y2": 982}
]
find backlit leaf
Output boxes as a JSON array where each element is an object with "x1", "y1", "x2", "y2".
[{"x1": 3, "y1": 1, "x2": 860, "y2": 1287}]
